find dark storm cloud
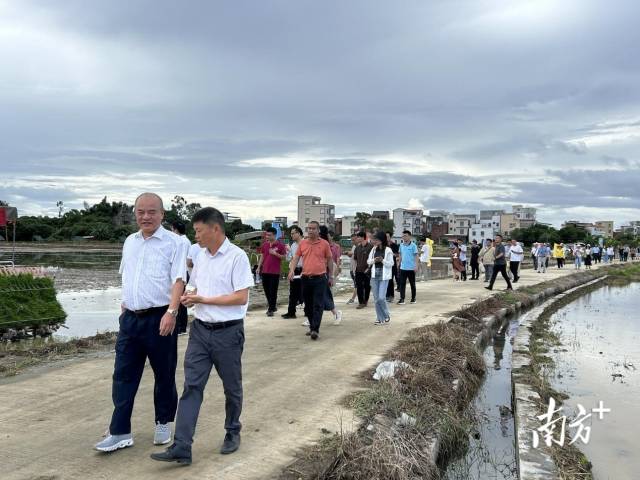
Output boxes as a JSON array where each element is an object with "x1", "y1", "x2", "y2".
[{"x1": 2, "y1": 0, "x2": 640, "y2": 226}]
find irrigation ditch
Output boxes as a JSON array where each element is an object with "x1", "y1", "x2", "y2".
[{"x1": 280, "y1": 263, "x2": 636, "y2": 480}]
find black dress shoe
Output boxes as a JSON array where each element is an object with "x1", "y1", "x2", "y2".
[
  {"x1": 281, "y1": 313, "x2": 296, "y2": 319},
  {"x1": 220, "y1": 432, "x2": 241, "y2": 455},
  {"x1": 310, "y1": 331, "x2": 319, "y2": 340},
  {"x1": 150, "y1": 444, "x2": 192, "y2": 465},
  {"x1": 484, "y1": 286, "x2": 492, "y2": 291},
  {"x1": 266, "y1": 311, "x2": 274, "y2": 317}
]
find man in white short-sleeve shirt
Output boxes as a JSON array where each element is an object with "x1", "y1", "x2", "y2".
[
  {"x1": 151, "y1": 207, "x2": 254, "y2": 466},
  {"x1": 95, "y1": 192, "x2": 186, "y2": 453}
]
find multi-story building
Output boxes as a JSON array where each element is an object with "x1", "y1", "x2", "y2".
[
  {"x1": 424, "y1": 210, "x2": 449, "y2": 242},
  {"x1": 479, "y1": 209, "x2": 505, "y2": 220},
  {"x1": 371, "y1": 210, "x2": 390, "y2": 221},
  {"x1": 297, "y1": 196, "x2": 335, "y2": 229},
  {"x1": 594, "y1": 221, "x2": 614, "y2": 238},
  {"x1": 393, "y1": 208, "x2": 423, "y2": 238},
  {"x1": 336, "y1": 215, "x2": 358, "y2": 236},
  {"x1": 447, "y1": 213, "x2": 477, "y2": 240},
  {"x1": 513, "y1": 205, "x2": 537, "y2": 228},
  {"x1": 561, "y1": 220, "x2": 594, "y2": 231},
  {"x1": 500, "y1": 213, "x2": 519, "y2": 237},
  {"x1": 470, "y1": 216, "x2": 501, "y2": 244}
]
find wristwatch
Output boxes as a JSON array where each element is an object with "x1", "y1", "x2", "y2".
[{"x1": 167, "y1": 308, "x2": 178, "y2": 317}]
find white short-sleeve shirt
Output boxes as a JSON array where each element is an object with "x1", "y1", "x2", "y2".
[
  {"x1": 119, "y1": 227, "x2": 187, "y2": 311},
  {"x1": 189, "y1": 238, "x2": 255, "y2": 323}
]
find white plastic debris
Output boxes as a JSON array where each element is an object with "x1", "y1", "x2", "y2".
[
  {"x1": 372, "y1": 360, "x2": 412, "y2": 380},
  {"x1": 395, "y1": 413, "x2": 417, "y2": 427}
]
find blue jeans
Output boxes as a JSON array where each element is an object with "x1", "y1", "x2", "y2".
[{"x1": 371, "y1": 276, "x2": 390, "y2": 322}]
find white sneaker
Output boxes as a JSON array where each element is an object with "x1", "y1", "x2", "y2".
[
  {"x1": 301, "y1": 318, "x2": 310, "y2": 327},
  {"x1": 95, "y1": 433, "x2": 134, "y2": 452},
  {"x1": 333, "y1": 310, "x2": 343, "y2": 325},
  {"x1": 154, "y1": 422, "x2": 172, "y2": 445}
]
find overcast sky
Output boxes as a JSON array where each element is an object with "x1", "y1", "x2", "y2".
[{"x1": 1, "y1": 0, "x2": 640, "y2": 228}]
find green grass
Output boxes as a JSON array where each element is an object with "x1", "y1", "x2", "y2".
[{"x1": 0, "y1": 274, "x2": 66, "y2": 331}]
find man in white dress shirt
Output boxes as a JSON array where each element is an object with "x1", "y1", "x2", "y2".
[
  {"x1": 95, "y1": 193, "x2": 186, "y2": 452},
  {"x1": 151, "y1": 207, "x2": 254, "y2": 465}
]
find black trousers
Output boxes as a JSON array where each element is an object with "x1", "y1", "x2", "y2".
[
  {"x1": 470, "y1": 260, "x2": 480, "y2": 279},
  {"x1": 286, "y1": 267, "x2": 303, "y2": 315},
  {"x1": 261, "y1": 273, "x2": 280, "y2": 312},
  {"x1": 177, "y1": 304, "x2": 188, "y2": 334},
  {"x1": 532, "y1": 256, "x2": 538, "y2": 270},
  {"x1": 398, "y1": 269, "x2": 416, "y2": 301},
  {"x1": 386, "y1": 264, "x2": 397, "y2": 299},
  {"x1": 302, "y1": 275, "x2": 326, "y2": 333},
  {"x1": 109, "y1": 307, "x2": 178, "y2": 435},
  {"x1": 488, "y1": 264, "x2": 513, "y2": 290},
  {"x1": 510, "y1": 261, "x2": 520, "y2": 282},
  {"x1": 174, "y1": 319, "x2": 244, "y2": 449},
  {"x1": 355, "y1": 271, "x2": 371, "y2": 305},
  {"x1": 460, "y1": 261, "x2": 467, "y2": 281}
]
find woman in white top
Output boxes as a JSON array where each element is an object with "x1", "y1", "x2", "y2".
[
  {"x1": 573, "y1": 245, "x2": 584, "y2": 269},
  {"x1": 367, "y1": 231, "x2": 395, "y2": 325}
]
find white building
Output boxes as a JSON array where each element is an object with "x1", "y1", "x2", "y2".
[
  {"x1": 512, "y1": 205, "x2": 537, "y2": 227},
  {"x1": 297, "y1": 196, "x2": 335, "y2": 229},
  {"x1": 447, "y1": 213, "x2": 477, "y2": 240},
  {"x1": 339, "y1": 215, "x2": 358, "y2": 235},
  {"x1": 393, "y1": 208, "x2": 423, "y2": 238}
]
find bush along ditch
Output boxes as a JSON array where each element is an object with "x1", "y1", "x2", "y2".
[
  {"x1": 0, "y1": 273, "x2": 67, "y2": 340},
  {"x1": 280, "y1": 264, "x2": 624, "y2": 480},
  {"x1": 511, "y1": 262, "x2": 640, "y2": 480}
]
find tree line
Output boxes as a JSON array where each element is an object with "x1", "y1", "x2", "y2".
[{"x1": 1, "y1": 196, "x2": 255, "y2": 242}]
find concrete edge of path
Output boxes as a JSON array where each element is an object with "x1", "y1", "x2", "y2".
[{"x1": 510, "y1": 275, "x2": 608, "y2": 479}]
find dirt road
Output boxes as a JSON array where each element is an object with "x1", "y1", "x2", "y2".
[{"x1": 1, "y1": 266, "x2": 585, "y2": 480}]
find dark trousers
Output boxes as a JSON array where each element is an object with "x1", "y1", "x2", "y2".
[
  {"x1": 488, "y1": 264, "x2": 513, "y2": 290},
  {"x1": 398, "y1": 269, "x2": 416, "y2": 301},
  {"x1": 532, "y1": 256, "x2": 538, "y2": 270},
  {"x1": 174, "y1": 319, "x2": 244, "y2": 449},
  {"x1": 177, "y1": 304, "x2": 188, "y2": 334},
  {"x1": 302, "y1": 275, "x2": 326, "y2": 333},
  {"x1": 470, "y1": 260, "x2": 480, "y2": 279},
  {"x1": 286, "y1": 267, "x2": 303, "y2": 315},
  {"x1": 109, "y1": 307, "x2": 178, "y2": 435},
  {"x1": 261, "y1": 273, "x2": 280, "y2": 312},
  {"x1": 355, "y1": 271, "x2": 371, "y2": 305},
  {"x1": 510, "y1": 261, "x2": 520, "y2": 282},
  {"x1": 460, "y1": 261, "x2": 467, "y2": 281},
  {"x1": 386, "y1": 264, "x2": 397, "y2": 299}
]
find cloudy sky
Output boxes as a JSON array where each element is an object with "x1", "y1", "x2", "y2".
[{"x1": 1, "y1": 0, "x2": 640, "y2": 228}]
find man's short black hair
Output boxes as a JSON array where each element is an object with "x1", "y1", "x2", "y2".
[
  {"x1": 402, "y1": 230, "x2": 412, "y2": 236},
  {"x1": 191, "y1": 207, "x2": 226, "y2": 231},
  {"x1": 357, "y1": 230, "x2": 367, "y2": 239},
  {"x1": 266, "y1": 226, "x2": 277, "y2": 235},
  {"x1": 171, "y1": 221, "x2": 186, "y2": 235},
  {"x1": 290, "y1": 225, "x2": 303, "y2": 236},
  {"x1": 495, "y1": 234, "x2": 503, "y2": 239},
  {"x1": 308, "y1": 220, "x2": 320, "y2": 227},
  {"x1": 385, "y1": 230, "x2": 393, "y2": 236}
]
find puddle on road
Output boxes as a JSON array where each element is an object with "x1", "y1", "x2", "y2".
[{"x1": 548, "y1": 282, "x2": 640, "y2": 479}]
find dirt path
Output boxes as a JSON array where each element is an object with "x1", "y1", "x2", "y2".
[{"x1": 1, "y1": 265, "x2": 594, "y2": 480}]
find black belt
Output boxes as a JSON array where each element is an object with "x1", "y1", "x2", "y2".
[
  {"x1": 301, "y1": 274, "x2": 327, "y2": 279},
  {"x1": 196, "y1": 318, "x2": 243, "y2": 330},
  {"x1": 127, "y1": 306, "x2": 168, "y2": 316}
]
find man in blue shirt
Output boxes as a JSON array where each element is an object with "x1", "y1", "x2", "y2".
[{"x1": 397, "y1": 230, "x2": 419, "y2": 304}]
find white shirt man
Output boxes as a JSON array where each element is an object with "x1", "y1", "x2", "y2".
[{"x1": 120, "y1": 226, "x2": 187, "y2": 311}]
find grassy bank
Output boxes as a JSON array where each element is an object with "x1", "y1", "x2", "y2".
[{"x1": 0, "y1": 332, "x2": 117, "y2": 377}]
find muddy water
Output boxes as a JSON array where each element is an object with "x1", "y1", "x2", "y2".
[
  {"x1": 445, "y1": 319, "x2": 519, "y2": 480},
  {"x1": 548, "y1": 282, "x2": 640, "y2": 479},
  {"x1": 55, "y1": 288, "x2": 122, "y2": 338}
]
